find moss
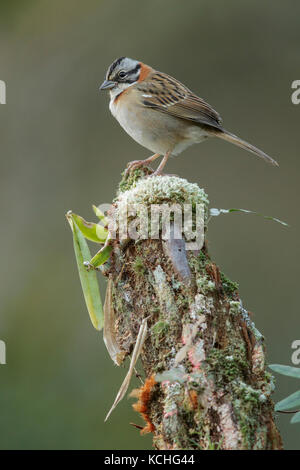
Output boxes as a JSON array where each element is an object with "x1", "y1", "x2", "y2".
[
  {"x1": 206, "y1": 341, "x2": 249, "y2": 389},
  {"x1": 232, "y1": 394, "x2": 262, "y2": 448},
  {"x1": 198, "y1": 250, "x2": 209, "y2": 266},
  {"x1": 207, "y1": 438, "x2": 223, "y2": 450},
  {"x1": 207, "y1": 348, "x2": 241, "y2": 385},
  {"x1": 118, "y1": 168, "x2": 150, "y2": 193},
  {"x1": 189, "y1": 250, "x2": 209, "y2": 273},
  {"x1": 175, "y1": 293, "x2": 190, "y2": 309},
  {"x1": 133, "y1": 256, "x2": 146, "y2": 276},
  {"x1": 220, "y1": 272, "x2": 239, "y2": 297},
  {"x1": 188, "y1": 251, "x2": 217, "y2": 294},
  {"x1": 151, "y1": 320, "x2": 169, "y2": 348}
]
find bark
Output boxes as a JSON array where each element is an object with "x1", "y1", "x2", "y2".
[{"x1": 102, "y1": 167, "x2": 282, "y2": 450}]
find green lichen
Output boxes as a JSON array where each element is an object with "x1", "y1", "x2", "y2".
[
  {"x1": 232, "y1": 380, "x2": 264, "y2": 405},
  {"x1": 115, "y1": 175, "x2": 209, "y2": 234},
  {"x1": 152, "y1": 265, "x2": 178, "y2": 319},
  {"x1": 229, "y1": 300, "x2": 241, "y2": 316},
  {"x1": 196, "y1": 277, "x2": 215, "y2": 294},
  {"x1": 171, "y1": 276, "x2": 182, "y2": 290},
  {"x1": 118, "y1": 174, "x2": 208, "y2": 206}
]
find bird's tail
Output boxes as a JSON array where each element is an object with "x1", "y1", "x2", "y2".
[{"x1": 209, "y1": 128, "x2": 279, "y2": 167}]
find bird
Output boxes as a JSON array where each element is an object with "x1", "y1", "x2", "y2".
[{"x1": 99, "y1": 57, "x2": 278, "y2": 175}]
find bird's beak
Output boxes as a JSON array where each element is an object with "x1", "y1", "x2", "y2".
[{"x1": 99, "y1": 79, "x2": 115, "y2": 91}]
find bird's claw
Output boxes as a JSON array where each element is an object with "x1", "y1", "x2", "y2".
[{"x1": 125, "y1": 160, "x2": 146, "y2": 175}]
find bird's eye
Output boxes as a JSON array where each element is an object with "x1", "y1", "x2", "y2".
[{"x1": 118, "y1": 71, "x2": 127, "y2": 79}]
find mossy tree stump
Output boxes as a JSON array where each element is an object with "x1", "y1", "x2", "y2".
[{"x1": 102, "y1": 168, "x2": 282, "y2": 450}]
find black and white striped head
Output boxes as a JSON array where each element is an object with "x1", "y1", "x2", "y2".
[{"x1": 99, "y1": 57, "x2": 141, "y2": 94}]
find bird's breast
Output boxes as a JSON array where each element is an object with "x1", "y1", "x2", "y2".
[{"x1": 109, "y1": 93, "x2": 209, "y2": 155}]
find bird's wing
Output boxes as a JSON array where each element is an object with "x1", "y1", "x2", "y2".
[{"x1": 136, "y1": 70, "x2": 223, "y2": 130}]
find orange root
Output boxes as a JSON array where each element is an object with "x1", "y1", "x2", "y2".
[{"x1": 130, "y1": 374, "x2": 157, "y2": 434}]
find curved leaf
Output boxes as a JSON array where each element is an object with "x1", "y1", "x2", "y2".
[
  {"x1": 291, "y1": 411, "x2": 300, "y2": 424},
  {"x1": 90, "y1": 244, "x2": 113, "y2": 268},
  {"x1": 275, "y1": 390, "x2": 300, "y2": 411},
  {"x1": 66, "y1": 211, "x2": 104, "y2": 330},
  {"x1": 72, "y1": 213, "x2": 108, "y2": 243},
  {"x1": 269, "y1": 364, "x2": 300, "y2": 379},
  {"x1": 209, "y1": 207, "x2": 288, "y2": 227}
]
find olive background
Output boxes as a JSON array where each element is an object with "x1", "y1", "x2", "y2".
[{"x1": 0, "y1": 0, "x2": 299, "y2": 449}]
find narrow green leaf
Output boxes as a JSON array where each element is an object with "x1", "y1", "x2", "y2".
[
  {"x1": 72, "y1": 213, "x2": 108, "y2": 243},
  {"x1": 291, "y1": 411, "x2": 300, "y2": 424},
  {"x1": 275, "y1": 390, "x2": 300, "y2": 411},
  {"x1": 209, "y1": 207, "x2": 288, "y2": 227},
  {"x1": 90, "y1": 244, "x2": 113, "y2": 268},
  {"x1": 92, "y1": 204, "x2": 108, "y2": 226},
  {"x1": 269, "y1": 364, "x2": 300, "y2": 379},
  {"x1": 66, "y1": 212, "x2": 104, "y2": 330}
]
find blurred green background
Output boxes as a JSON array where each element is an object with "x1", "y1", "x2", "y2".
[{"x1": 0, "y1": 0, "x2": 299, "y2": 449}]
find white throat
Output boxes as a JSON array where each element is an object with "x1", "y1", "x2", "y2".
[{"x1": 109, "y1": 81, "x2": 136, "y2": 103}]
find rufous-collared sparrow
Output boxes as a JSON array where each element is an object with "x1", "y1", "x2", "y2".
[{"x1": 100, "y1": 57, "x2": 278, "y2": 175}]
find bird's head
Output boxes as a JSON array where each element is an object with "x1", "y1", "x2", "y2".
[{"x1": 99, "y1": 57, "x2": 151, "y2": 97}]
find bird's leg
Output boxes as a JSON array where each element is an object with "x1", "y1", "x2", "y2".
[
  {"x1": 150, "y1": 151, "x2": 171, "y2": 176},
  {"x1": 125, "y1": 153, "x2": 160, "y2": 175}
]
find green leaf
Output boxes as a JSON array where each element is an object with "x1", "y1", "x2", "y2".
[
  {"x1": 209, "y1": 207, "x2": 288, "y2": 227},
  {"x1": 72, "y1": 213, "x2": 108, "y2": 243},
  {"x1": 92, "y1": 204, "x2": 108, "y2": 226},
  {"x1": 269, "y1": 364, "x2": 300, "y2": 379},
  {"x1": 291, "y1": 411, "x2": 300, "y2": 424},
  {"x1": 275, "y1": 390, "x2": 300, "y2": 411},
  {"x1": 90, "y1": 244, "x2": 113, "y2": 268},
  {"x1": 66, "y1": 211, "x2": 104, "y2": 330}
]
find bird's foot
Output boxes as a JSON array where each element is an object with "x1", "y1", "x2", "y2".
[
  {"x1": 145, "y1": 151, "x2": 172, "y2": 177},
  {"x1": 125, "y1": 159, "x2": 149, "y2": 175},
  {"x1": 125, "y1": 153, "x2": 161, "y2": 176}
]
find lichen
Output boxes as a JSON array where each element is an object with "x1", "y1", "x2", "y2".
[
  {"x1": 118, "y1": 173, "x2": 209, "y2": 208},
  {"x1": 229, "y1": 300, "x2": 241, "y2": 316},
  {"x1": 114, "y1": 175, "x2": 209, "y2": 242},
  {"x1": 196, "y1": 277, "x2": 215, "y2": 294}
]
